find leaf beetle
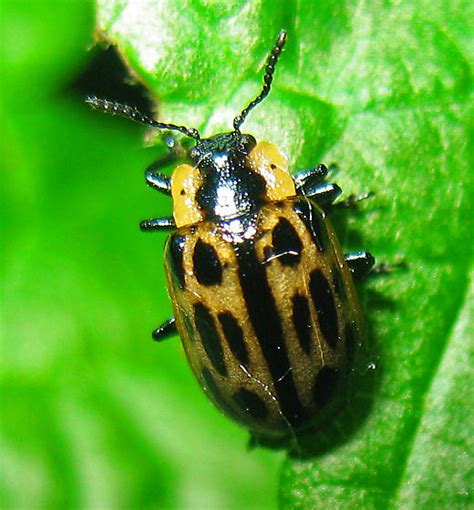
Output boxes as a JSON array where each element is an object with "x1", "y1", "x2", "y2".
[{"x1": 87, "y1": 30, "x2": 376, "y2": 442}]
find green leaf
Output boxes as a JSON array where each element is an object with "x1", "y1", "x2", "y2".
[
  {"x1": 394, "y1": 276, "x2": 473, "y2": 507},
  {"x1": 1, "y1": 1, "x2": 472, "y2": 509}
]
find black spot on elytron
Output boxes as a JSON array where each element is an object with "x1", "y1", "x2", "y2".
[
  {"x1": 271, "y1": 217, "x2": 303, "y2": 266},
  {"x1": 332, "y1": 265, "x2": 347, "y2": 302},
  {"x1": 312, "y1": 366, "x2": 340, "y2": 407},
  {"x1": 309, "y1": 269, "x2": 340, "y2": 350},
  {"x1": 192, "y1": 238, "x2": 223, "y2": 286},
  {"x1": 233, "y1": 388, "x2": 269, "y2": 420},
  {"x1": 292, "y1": 293, "x2": 312, "y2": 355},
  {"x1": 218, "y1": 312, "x2": 249, "y2": 367},
  {"x1": 168, "y1": 234, "x2": 186, "y2": 289},
  {"x1": 293, "y1": 199, "x2": 329, "y2": 252},
  {"x1": 234, "y1": 241, "x2": 305, "y2": 425},
  {"x1": 344, "y1": 322, "x2": 358, "y2": 372},
  {"x1": 201, "y1": 368, "x2": 239, "y2": 420},
  {"x1": 193, "y1": 303, "x2": 227, "y2": 376}
]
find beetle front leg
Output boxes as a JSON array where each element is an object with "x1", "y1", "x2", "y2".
[{"x1": 145, "y1": 135, "x2": 186, "y2": 195}]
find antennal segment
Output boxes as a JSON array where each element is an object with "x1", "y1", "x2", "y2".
[
  {"x1": 86, "y1": 96, "x2": 201, "y2": 140},
  {"x1": 233, "y1": 30, "x2": 287, "y2": 132}
]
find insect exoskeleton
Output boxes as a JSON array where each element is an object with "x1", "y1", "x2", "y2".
[{"x1": 87, "y1": 30, "x2": 375, "y2": 441}]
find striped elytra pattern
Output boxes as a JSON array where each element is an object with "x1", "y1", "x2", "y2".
[{"x1": 164, "y1": 197, "x2": 363, "y2": 439}]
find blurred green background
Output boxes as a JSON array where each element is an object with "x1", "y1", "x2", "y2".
[
  {"x1": 1, "y1": 1, "x2": 472, "y2": 509},
  {"x1": 1, "y1": 1, "x2": 283, "y2": 509}
]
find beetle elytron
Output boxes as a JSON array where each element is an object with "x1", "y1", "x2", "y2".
[{"x1": 87, "y1": 31, "x2": 375, "y2": 442}]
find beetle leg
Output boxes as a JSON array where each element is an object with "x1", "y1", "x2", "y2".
[
  {"x1": 302, "y1": 182, "x2": 342, "y2": 207},
  {"x1": 145, "y1": 165, "x2": 172, "y2": 195},
  {"x1": 144, "y1": 135, "x2": 186, "y2": 195},
  {"x1": 346, "y1": 252, "x2": 407, "y2": 280},
  {"x1": 334, "y1": 191, "x2": 374, "y2": 209},
  {"x1": 140, "y1": 217, "x2": 176, "y2": 231},
  {"x1": 152, "y1": 317, "x2": 177, "y2": 341},
  {"x1": 294, "y1": 164, "x2": 328, "y2": 191},
  {"x1": 370, "y1": 260, "x2": 408, "y2": 275},
  {"x1": 344, "y1": 251, "x2": 376, "y2": 280},
  {"x1": 327, "y1": 162, "x2": 340, "y2": 175}
]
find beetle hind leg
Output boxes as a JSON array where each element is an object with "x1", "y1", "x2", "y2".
[
  {"x1": 152, "y1": 317, "x2": 177, "y2": 341},
  {"x1": 344, "y1": 251, "x2": 375, "y2": 280},
  {"x1": 345, "y1": 252, "x2": 407, "y2": 280}
]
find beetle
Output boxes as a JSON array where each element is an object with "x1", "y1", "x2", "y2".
[{"x1": 87, "y1": 30, "x2": 376, "y2": 442}]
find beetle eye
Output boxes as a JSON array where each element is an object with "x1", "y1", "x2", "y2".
[{"x1": 241, "y1": 134, "x2": 257, "y2": 152}]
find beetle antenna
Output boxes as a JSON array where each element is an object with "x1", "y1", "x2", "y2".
[
  {"x1": 86, "y1": 97, "x2": 201, "y2": 141},
  {"x1": 233, "y1": 30, "x2": 287, "y2": 132}
]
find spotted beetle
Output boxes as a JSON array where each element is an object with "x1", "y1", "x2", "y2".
[{"x1": 87, "y1": 31, "x2": 375, "y2": 442}]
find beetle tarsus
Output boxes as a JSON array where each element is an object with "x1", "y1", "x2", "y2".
[
  {"x1": 335, "y1": 191, "x2": 374, "y2": 209},
  {"x1": 345, "y1": 251, "x2": 376, "y2": 280},
  {"x1": 302, "y1": 182, "x2": 342, "y2": 207},
  {"x1": 145, "y1": 167, "x2": 172, "y2": 195},
  {"x1": 140, "y1": 217, "x2": 176, "y2": 231},
  {"x1": 152, "y1": 317, "x2": 177, "y2": 341},
  {"x1": 294, "y1": 164, "x2": 328, "y2": 190},
  {"x1": 370, "y1": 260, "x2": 408, "y2": 276}
]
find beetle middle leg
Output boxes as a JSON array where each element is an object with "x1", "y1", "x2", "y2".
[{"x1": 152, "y1": 317, "x2": 177, "y2": 341}]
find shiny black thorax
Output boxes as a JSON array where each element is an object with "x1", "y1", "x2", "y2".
[{"x1": 188, "y1": 132, "x2": 267, "y2": 222}]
